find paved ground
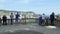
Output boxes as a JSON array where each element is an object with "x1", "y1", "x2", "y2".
[{"x1": 0, "y1": 23, "x2": 60, "y2": 34}]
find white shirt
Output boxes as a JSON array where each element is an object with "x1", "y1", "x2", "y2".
[{"x1": 42, "y1": 15, "x2": 46, "y2": 20}]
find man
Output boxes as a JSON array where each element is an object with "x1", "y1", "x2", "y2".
[
  {"x1": 10, "y1": 13, "x2": 14, "y2": 25},
  {"x1": 39, "y1": 15, "x2": 42, "y2": 25},
  {"x1": 2, "y1": 15, "x2": 7, "y2": 25},
  {"x1": 15, "y1": 12, "x2": 20, "y2": 24},
  {"x1": 50, "y1": 12, "x2": 55, "y2": 25},
  {"x1": 0, "y1": 17, "x2": 2, "y2": 26},
  {"x1": 42, "y1": 13, "x2": 46, "y2": 25}
]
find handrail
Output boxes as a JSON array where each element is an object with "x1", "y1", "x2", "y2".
[{"x1": 0, "y1": 18, "x2": 60, "y2": 25}]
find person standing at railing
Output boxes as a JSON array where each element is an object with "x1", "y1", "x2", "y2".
[
  {"x1": 39, "y1": 15, "x2": 42, "y2": 25},
  {"x1": 15, "y1": 12, "x2": 20, "y2": 24},
  {"x1": 42, "y1": 13, "x2": 46, "y2": 25},
  {"x1": 0, "y1": 17, "x2": 2, "y2": 26},
  {"x1": 2, "y1": 15, "x2": 7, "y2": 25},
  {"x1": 10, "y1": 13, "x2": 14, "y2": 25},
  {"x1": 50, "y1": 12, "x2": 55, "y2": 26}
]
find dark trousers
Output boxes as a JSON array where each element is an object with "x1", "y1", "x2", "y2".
[
  {"x1": 39, "y1": 19, "x2": 42, "y2": 25},
  {"x1": 42, "y1": 19, "x2": 45, "y2": 24},
  {"x1": 3, "y1": 21, "x2": 7, "y2": 25},
  {"x1": 45, "y1": 19, "x2": 48, "y2": 25},
  {"x1": 0, "y1": 18, "x2": 2, "y2": 25},
  {"x1": 51, "y1": 20, "x2": 54, "y2": 25},
  {"x1": 39, "y1": 21, "x2": 42, "y2": 25},
  {"x1": 16, "y1": 19, "x2": 19, "y2": 24},
  {"x1": 11, "y1": 19, "x2": 13, "y2": 25}
]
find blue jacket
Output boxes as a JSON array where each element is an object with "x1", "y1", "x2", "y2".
[
  {"x1": 50, "y1": 14, "x2": 55, "y2": 20},
  {"x1": 16, "y1": 14, "x2": 20, "y2": 19}
]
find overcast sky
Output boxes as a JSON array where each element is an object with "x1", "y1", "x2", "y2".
[{"x1": 0, "y1": 0, "x2": 60, "y2": 15}]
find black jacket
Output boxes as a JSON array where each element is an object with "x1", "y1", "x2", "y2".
[{"x1": 2, "y1": 16, "x2": 7, "y2": 21}]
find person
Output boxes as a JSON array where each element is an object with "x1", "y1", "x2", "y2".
[
  {"x1": 39, "y1": 15, "x2": 42, "y2": 25},
  {"x1": 50, "y1": 12, "x2": 55, "y2": 26},
  {"x1": 42, "y1": 13, "x2": 46, "y2": 25},
  {"x1": 2, "y1": 15, "x2": 7, "y2": 25},
  {"x1": 0, "y1": 17, "x2": 2, "y2": 26},
  {"x1": 15, "y1": 12, "x2": 20, "y2": 24},
  {"x1": 10, "y1": 13, "x2": 14, "y2": 25}
]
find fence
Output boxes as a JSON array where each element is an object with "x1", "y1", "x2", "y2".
[
  {"x1": 1, "y1": 18, "x2": 39, "y2": 24},
  {"x1": 1, "y1": 18, "x2": 60, "y2": 25}
]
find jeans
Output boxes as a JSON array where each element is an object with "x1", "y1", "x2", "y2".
[
  {"x1": 39, "y1": 20, "x2": 42, "y2": 25},
  {"x1": 16, "y1": 19, "x2": 19, "y2": 24}
]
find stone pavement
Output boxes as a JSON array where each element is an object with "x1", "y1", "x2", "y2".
[{"x1": 0, "y1": 23, "x2": 60, "y2": 34}]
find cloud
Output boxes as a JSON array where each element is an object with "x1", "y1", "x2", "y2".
[
  {"x1": 40, "y1": 0, "x2": 46, "y2": 1},
  {"x1": 0, "y1": 0, "x2": 6, "y2": 3},
  {"x1": 0, "y1": 0, "x2": 6, "y2": 9},
  {"x1": 20, "y1": 0, "x2": 30, "y2": 3},
  {"x1": 0, "y1": 5, "x2": 4, "y2": 9},
  {"x1": 17, "y1": 0, "x2": 31, "y2": 3},
  {"x1": 19, "y1": 0, "x2": 46, "y2": 4},
  {"x1": 16, "y1": 0, "x2": 34, "y2": 4}
]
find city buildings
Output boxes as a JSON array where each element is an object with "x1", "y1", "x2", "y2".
[{"x1": 0, "y1": 10, "x2": 40, "y2": 19}]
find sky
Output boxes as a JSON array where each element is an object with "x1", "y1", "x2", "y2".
[{"x1": 0, "y1": 0, "x2": 60, "y2": 15}]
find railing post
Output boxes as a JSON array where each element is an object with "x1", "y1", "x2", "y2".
[
  {"x1": 25, "y1": 18, "x2": 26, "y2": 24},
  {"x1": 24, "y1": 14, "x2": 26, "y2": 24}
]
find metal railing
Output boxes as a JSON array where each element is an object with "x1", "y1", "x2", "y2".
[
  {"x1": 1, "y1": 18, "x2": 39, "y2": 24},
  {"x1": 1, "y1": 18, "x2": 60, "y2": 25}
]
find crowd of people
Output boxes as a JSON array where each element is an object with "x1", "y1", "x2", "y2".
[
  {"x1": 0, "y1": 12, "x2": 55, "y2": 26},
  {"x1": 0, "y1": 12, "x2": 20, "y2": 25},
  {"x1": 39, "y1": 12, "x2": 55, "y2": 26}
]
